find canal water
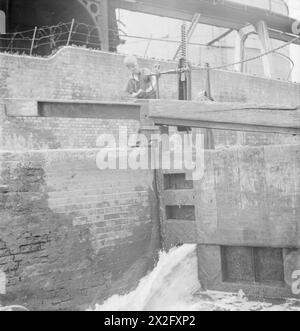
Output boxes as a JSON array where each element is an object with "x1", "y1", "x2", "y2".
[{"x1": 93, "y1": 245, "x2": 300, "y2": 311}]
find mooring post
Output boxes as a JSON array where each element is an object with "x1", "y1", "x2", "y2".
[
  {"x1": 29, "y1": 26, "x2": 37, "y2": 56},
  {"x1": 67, "y1": 18, "x2": 75, "y2": 46}
]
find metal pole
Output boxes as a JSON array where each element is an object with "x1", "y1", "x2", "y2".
[
  {"x1": 144, "y1": 34, "x2": 152, "y2": 57},
  {"x1": 67, "y1": 18, "x2": 75, "y2": 46},
  {"x1": 187, "y1": 65, "x2": 192, "y2": 100},
  {"x1": 205, "y1": 63, "x2": 213, "y2": 101},
  {"x1": 204, "y1": 62, "x2": 215, "y2": 149},
  {"x1": 178, "y1": 22, "x2": 188, "y2": 101},
  {"x1": 5, "y1": 0, "x2": 10, "y2": 32},
  {"x1": 156, "y1": 75, "x2": 160, "y2": 99},
  {"x1": 30, "y1": 26, "x2": 37, "y2": 56},
  {"x1": 173, "y1": 13, "x2": 200, "y2": 60},
  {"x1": 181, "y1": 22, "x2": 187, "y2": 69},
  {"x1": 177, "y1": 22, "x2": 192, "y2": 132},
  {"x1": 154, "y1": 64, "x2": 161, "y2": 99}
]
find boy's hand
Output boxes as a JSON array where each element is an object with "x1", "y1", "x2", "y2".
[{"x1": 132, "y1": 89, "x2": 143, "y2": 98}]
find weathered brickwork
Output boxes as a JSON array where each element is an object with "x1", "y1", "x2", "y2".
[
  {"x1": 1, "y1": 47, "x2": 300, "y2": 308},
  {"x1": 0, "y1": 104, "x2": 140, "y2": 150},
  {"x1": 0, "y1": 150, "x2": 160, "y2": 310},
  {"x1": 1, "y1": 47, "x2": 300, "y2": 104},
  {"x1": 1, "y1": 47, "x2": 299, "y2": 150},
  {"x1": 0, "y1": 76, "x2": 160, "y2": 310}
]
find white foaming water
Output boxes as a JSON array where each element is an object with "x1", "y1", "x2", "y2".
[
  {"x1": 93, "y1": 244, "x2": 200, "y2": 311},
  {"x1": 92, "y1": 244, "x2": 300, "y2": 311}
]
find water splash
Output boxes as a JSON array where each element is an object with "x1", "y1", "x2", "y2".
[
  {"x1": 93, "y1": 244, "x2": 200, "y2": 311},
  {"x1": 0, "y1": 305, "x2": 29, "y2": 311},
  {"x1": 92, "y1": 244, "x2": 300, "y2": 311}
]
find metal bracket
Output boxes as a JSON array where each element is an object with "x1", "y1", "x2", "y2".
[{"x1": 77, "y1": 0, "x2": 109, "y2": 50}]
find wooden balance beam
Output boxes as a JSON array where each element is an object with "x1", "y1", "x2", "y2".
[{"x1": 146, "y1": 100, "x2": 300, "y2": 135}]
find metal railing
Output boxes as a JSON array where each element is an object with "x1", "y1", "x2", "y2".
[
  {"x1": 0, "y1": 19, "x2": 297, "y2": 82},
  {"x1": 0, "y1": 20, "x2": 103, "y2": 56}
]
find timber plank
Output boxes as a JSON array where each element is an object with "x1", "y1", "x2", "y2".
[{"x1": 148, "y1": 100, "x2": 300, "y2": 134}]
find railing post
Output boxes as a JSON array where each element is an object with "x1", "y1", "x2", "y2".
[
  {"x1": 29, "y1": 26, "x2": 37, "y2": 56},
  {"x1": 154, "y1": 64, "x2": 161, "y2": 99},
  {"x1": 66, "y1": 18, "x2": 75, "y2": 46},
  {"x1": 204, "y1": 62, "x2": 215, "y2": 150}
]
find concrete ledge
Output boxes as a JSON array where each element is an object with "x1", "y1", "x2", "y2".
[
  {"x1": 5, "y1": 99, "x2": 141, "y2": 120},
  {"x1": 5, "y1": 100, "x2": 38, "y2": 117},
  {"x1": 164, "y1": 189, "x2": 195, "y2": 205},
  {"x1": 162, "y1": 169, "x2": 189, "y2": 175}
]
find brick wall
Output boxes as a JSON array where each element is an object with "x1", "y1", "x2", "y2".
[
  {"x1": 0, "y1": 99, "x2": 160, "y2": 310},
  {"x1": 1, "y1": 47, "x2": 300, "y2": 308},
  {"x1": 1, "y1": 47, "x2": 300, "y2": 104},
  {"x1": 1, "y1": 46, "x2": 299, "y2": 149},
  {"x1": 0, "y1": 103, "x2": 140, "y2": 151},
  {"x1": 0, "y1": 149, "x2": 160, "y2": 310}
]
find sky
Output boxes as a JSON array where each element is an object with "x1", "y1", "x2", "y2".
[{"x1": 118, "y1": 0, "x2": 300, "y2": 82}]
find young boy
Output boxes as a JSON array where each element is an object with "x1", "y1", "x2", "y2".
[{"x1": 124, "y1": 56, "x2": 157, "y2": 99}]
